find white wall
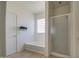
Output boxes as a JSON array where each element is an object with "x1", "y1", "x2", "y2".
[
  {"x1": 34, "y1": 12, "x2": 45, "y2": 47},
  {"x1": 17, "y1": 12, "x2": 34, "y2": 51},
  {"x1": 7, "y1": 2, "x2": 35, "y2": 52}
]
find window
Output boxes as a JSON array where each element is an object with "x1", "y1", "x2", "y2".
[{"x1": 37, "y1": 18, "x2": 45, "y2": 33}]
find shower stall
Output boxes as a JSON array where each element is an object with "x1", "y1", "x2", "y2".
[
  {"x1": 48, "y1": 1, "x2": 72, "y2": 57},
  {"x1": 50, "y1": 14, "x2": 71, "y2": 57}
]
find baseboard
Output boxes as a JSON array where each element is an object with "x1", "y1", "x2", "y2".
[{"x1": 51, "y1": 52, "x2": 70, "y2": 58}]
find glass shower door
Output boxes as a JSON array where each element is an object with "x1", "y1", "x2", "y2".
[{"x1": 51, "y1": 15, "x2": 70, "y2": 55}]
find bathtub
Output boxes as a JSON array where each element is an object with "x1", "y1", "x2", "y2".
[{"x1": 24, "y1": 42, "x2": 45, "y2": 55}]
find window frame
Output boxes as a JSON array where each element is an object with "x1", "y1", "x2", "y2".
[{"x1": 35, "y1": 18, "x2": 45, "y2": 34}]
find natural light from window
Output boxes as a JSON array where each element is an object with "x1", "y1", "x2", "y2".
[{"x1": 37, "y1": 18, "x2": 45, "y2": 33}]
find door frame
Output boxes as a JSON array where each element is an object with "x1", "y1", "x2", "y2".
[{"x1": 70, "y1": 1, "x2": 79, "y2": 57}]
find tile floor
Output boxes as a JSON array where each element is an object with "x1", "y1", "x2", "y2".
[{"x1": 6, "y1": 50, "x2": 58, "y2": 58}]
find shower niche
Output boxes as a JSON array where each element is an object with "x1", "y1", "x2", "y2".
[{"x1": 49, "y1": 1, "x2": 71, "y2": 57}]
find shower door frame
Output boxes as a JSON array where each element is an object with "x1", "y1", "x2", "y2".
[{"x1": 50, "y1": 13, "x2": 72, "y2": 57}]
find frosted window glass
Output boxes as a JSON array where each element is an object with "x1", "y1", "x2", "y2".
[{"x1": 37, "y1": 19, "x2": 45, "y2": 33}]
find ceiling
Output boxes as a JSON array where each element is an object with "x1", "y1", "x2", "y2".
[{"x1": 7, "y1": 1, "x2": 45, "y2": 14}]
